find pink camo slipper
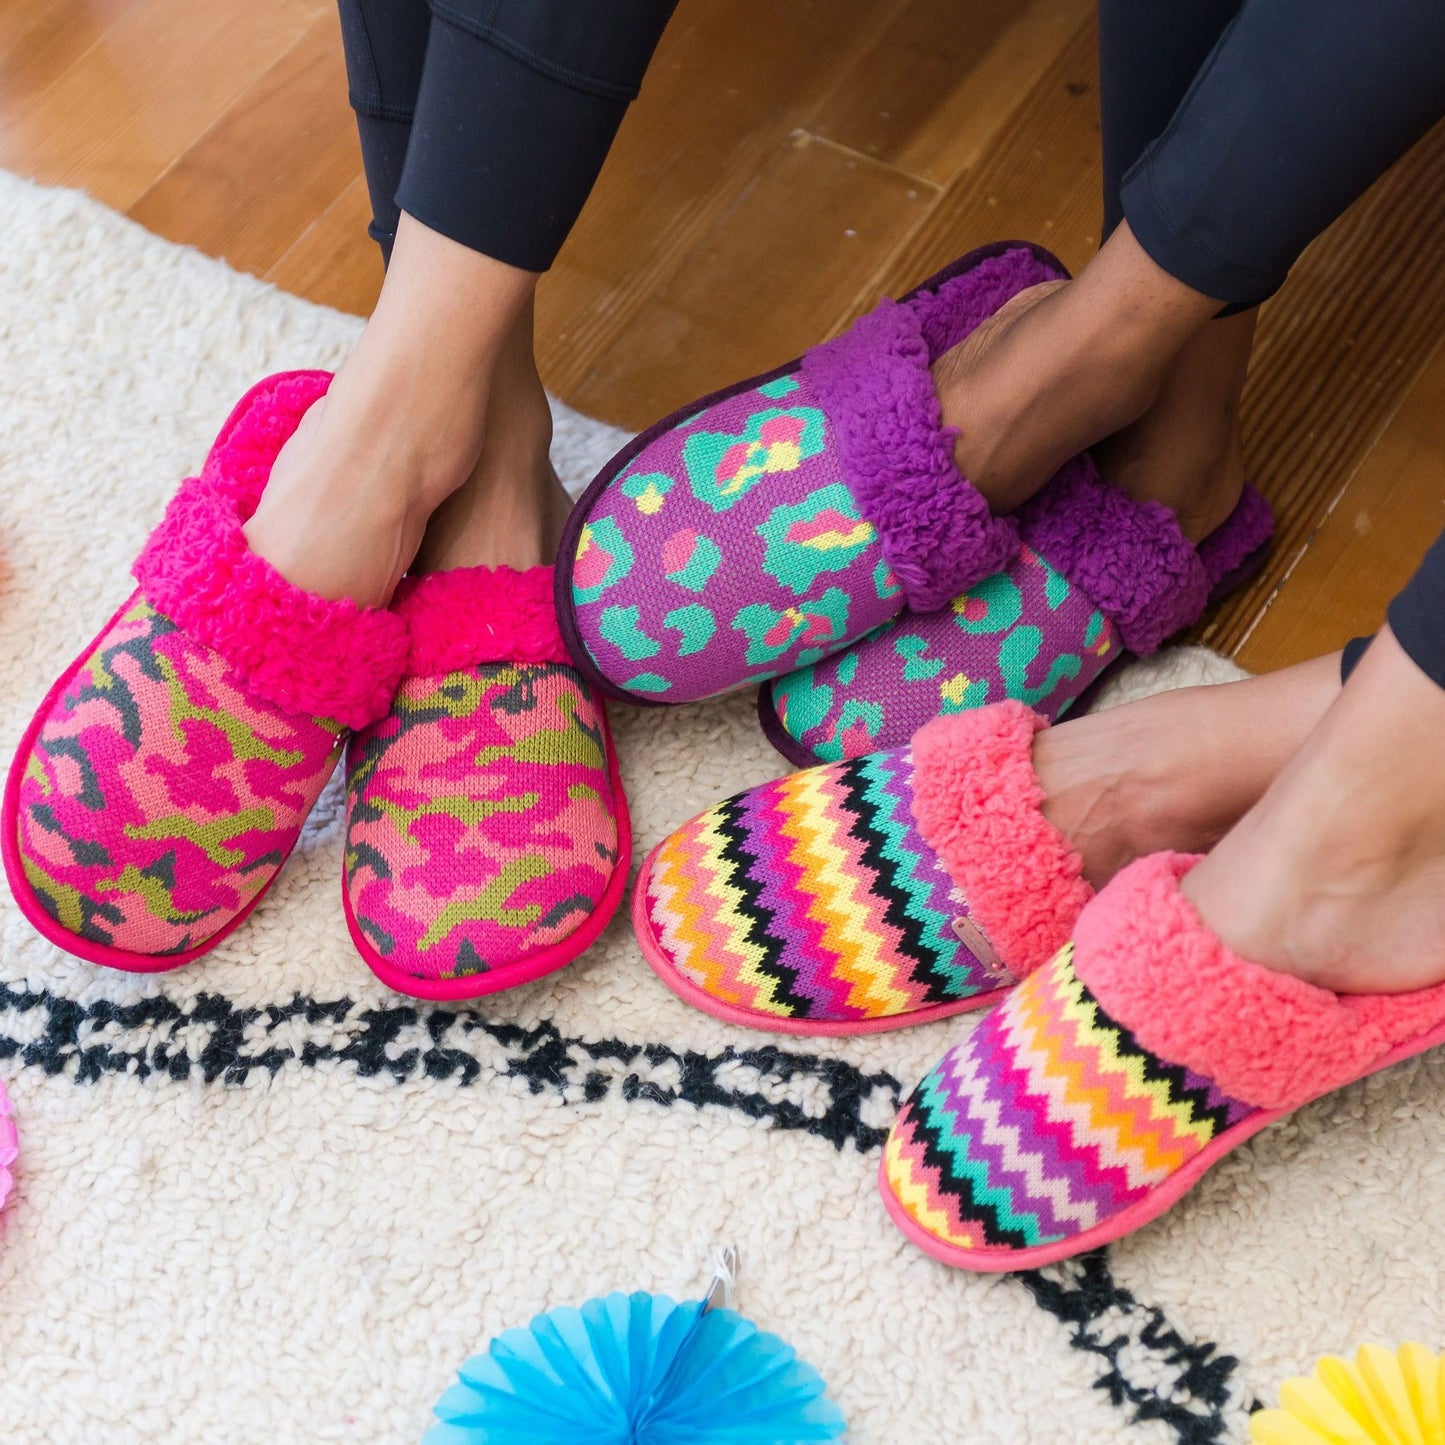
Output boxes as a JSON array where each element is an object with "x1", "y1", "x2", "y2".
[
  {"x1": 557, "y1": 242, "x2": 1070, "y2": 707},
  {"x1": 881, "y1": 851, "x2": 1445, "y2": 1271},
  {"x1": 761, "y1": 470, "x2": 1274, "y2": 766},
  {"x1": 3, "y1": 372, "x2": 407, "y2": 969},
  {"x1": 633, "y1": 700, "x2": 1092, "y2": 1034},
  {"x1": 343, "y1": 565, "x2": 631, "y2": 1000}
]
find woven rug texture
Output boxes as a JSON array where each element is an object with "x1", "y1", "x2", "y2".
[{"x1": 1, "y1": 171, "x2": 1443, "y2": 1444}]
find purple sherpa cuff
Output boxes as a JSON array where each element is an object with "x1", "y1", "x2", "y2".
[
  {"x1": 800, "y1": 245, "x2": 1067, "y2": 615},
  {"x1": 1197, "y1": 482, "x2": 1274, "y2": 590},
  {"x1": 1017, "y1": 456, "x2": 1210, "y2": 657}
]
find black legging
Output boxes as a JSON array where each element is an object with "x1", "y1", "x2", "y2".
[
  {"x1": 337, "y1": 0, "x2": 676, "y2": 272},
  {"x1": 1099, "y1": 0, "x2": 1445, "y2": 309},
  {"x1": 1099, "y1": 0, "x2": 1445, "y2": 686}
]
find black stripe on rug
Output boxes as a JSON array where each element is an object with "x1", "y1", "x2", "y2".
[{"x1": 0, "y1": 978, "x2": 1247, "y2": 1441}]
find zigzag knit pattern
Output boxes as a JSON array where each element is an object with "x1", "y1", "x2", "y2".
[
  {"x1": 640, "y1": 748, "x2": 1015, "y2": 1026},
  {"x1": 883, "y1": 943, "x2": 1254, "y2": 1253}
]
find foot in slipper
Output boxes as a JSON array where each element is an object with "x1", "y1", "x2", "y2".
[
  {"x1": 3, "y1": 373, "x2": 408, "y2": 969},
  {"x1": 344, "y1": 565, "x2": 631, "y2": 999},
  {"x1": 761, "y1": 468, "x2": 1273, "y2": 766},
  {"x1": 557, "y1": 243, "x2": 1069, "y2": 707},
  {"x1": 883, "y1": 629, "x2": 1445, "y2": 1267}
]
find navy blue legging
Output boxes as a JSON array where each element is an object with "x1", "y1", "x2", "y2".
[
  {"x1": 1099, "y1": 0, "x2": 1445, "y2": 309},
  {"x1": 337, "y1": 0, "x2": 676, "y2": 272}
]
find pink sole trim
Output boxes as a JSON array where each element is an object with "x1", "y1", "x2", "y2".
[
  {"x1": 878, "y1": 1011, "x2": 1445, "y2": 1271},
  {"x1": 1, "y1": 591, "x2": 333, "y2": 972},
  {"x1": 631, "y1": 844, "x2": 1011, "y2": 1037},
  {"x1": 343, "y1": 701, "x2": 633, "y2": 1001}
]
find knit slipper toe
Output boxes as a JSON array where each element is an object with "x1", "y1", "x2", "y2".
[
  {"x1": 881, "y1": 851, "x2": 1445, "y2": 1272},
  {"x1": 632, "y1": 700, "x2": 1092, "y2": 1035},
  {"x1": 343, "y1": 564, "x2": 631, "y2": 1000},
  {"x1": 557, "y1": 242, "x2": 1070, "y2": 708},
  {"x1": 2, "y1": 372, "x2": 409, "y2": 969},
  {"x1": 761, "y1": 473, "x2": 1274, "y2": 766}
]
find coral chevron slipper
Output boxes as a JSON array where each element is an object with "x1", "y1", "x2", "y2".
[
  {"x1": 881, "y1": 851, "x2": 1445, "y2": 1271},
  {"x1": 762, "y1": 471, "x2": 1274, "y2": 765},
  {"x1": 556, "y1": 242, "x2": 1071, "y2": 707},
  {"x1": 2, "y1": 371, "x2": 407, "y2": 969},
  {"x1": 343, "y1": 565, "x2": 631, "y2": 1000},
  {"x1": 632, "y1": 700, "x2": 1092, "y2": 1035}
]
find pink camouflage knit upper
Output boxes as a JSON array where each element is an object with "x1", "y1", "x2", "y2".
[
  {"x1": 7, "y1": 371, "x2": 408, "y2": 960},
  {"x1": 344, "y1": 566, "x2": 622, "y2": 984}
]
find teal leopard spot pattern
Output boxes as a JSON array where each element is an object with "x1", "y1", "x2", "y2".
[{"x1": 770, "y1": 547, "x2": 1118, "y2": 763}]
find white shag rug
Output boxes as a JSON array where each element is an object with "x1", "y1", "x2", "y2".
[{"x1": 2, "y1": 170, "x2": 1444, "y2": 1445}]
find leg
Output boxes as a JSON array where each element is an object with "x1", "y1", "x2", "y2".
[
  {"x1": 245, "y1": 0, "x2": 678, "y2": 604},
  {"x1": 1183, "y1": 527, "x2": 1445, "y2": 994},
  {"x1": 243, "y1": 216, "x2": 539, "y2": 603},
  {"x1": 932, "y1": 0, "x2": 1445, "y2": 521},
  {"x1": 336, "y1": 0, "x2": 429, "y2": 266},
  {"x1": 1096, "y1": 0, "x2": 1243, "y2": 248}
]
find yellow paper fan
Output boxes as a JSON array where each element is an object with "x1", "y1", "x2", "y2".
[{"x1": 1252, "y1": 1343, "x2": 1445, "y2": 1444}]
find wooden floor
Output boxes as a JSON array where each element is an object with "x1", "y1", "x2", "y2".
[{"x1": 3, "y1": 0, "x2": 1442, "y2": 671}]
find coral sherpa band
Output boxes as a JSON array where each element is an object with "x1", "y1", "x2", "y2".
[
  {"x1": 1074, "y1": 853, "x2": 1445, "y2": 1111},
  {"x1": 910, "y1": 702, "x2": 1094, "y2": 980},
  {"x1": 132, "y1": 371, "x2": 409, "y2": 731},
  {"x1": 392, "y1": 564, "x2": 571, "y2": 676},
  {"x1": 801, "y1": 244, "x2": 1065, "y2": 613}
]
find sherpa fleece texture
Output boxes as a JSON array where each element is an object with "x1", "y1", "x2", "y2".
[
  {"x1": 1072, "y1": 853, "x2": 1445, "y2": 1111},
  {"x1": 392, "y1": 564, "x2": 570, "y2": 676},
  {"x1": 132, "y1": 370, "x2": 409, "y2": 730},
  {"x1": 1017, "y1": 455, "x2": 1208, "y2": 656},
  {"x1": 909, "y1": 702, "x2": 1093, "y2": 978},
  {"x1": 1197, "y1": 482, "x2": 1275, "y2": 588},
  {"x1": 800, "y1": 246, "x2": 1064, "y2": 614}
]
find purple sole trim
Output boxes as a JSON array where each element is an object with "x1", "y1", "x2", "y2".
[
  {"x1": 755, "y1": 679, "x2": 823, "y2": 770},
  {"x1": 755, "y1": 528, "x2": 1275, "y2": 765},
  {"x1": 553, "y1": 238, "x2": 1069, "y2": 708}
]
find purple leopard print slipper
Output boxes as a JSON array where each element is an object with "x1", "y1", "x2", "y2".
[
  {"x1": 759, "y1": 467, "x2": 1274, "y2": 766},
  {"x1": 555, "y1": 241, "x2": 1069, "y2": 707}
]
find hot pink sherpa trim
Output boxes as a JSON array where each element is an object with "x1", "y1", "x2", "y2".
[
  {"x1": 392, "y1": 564, "x2": 570, "y2": 676},
  {"x1": 132, "y1": 371, "x2": 410, "y2": 730},
  {"x1": 909, "y1": 701, "x2": 1094, "y2": 979},
  {"x1": 1072, "y1": 852, "x2": 1445, "y2": 1111}
]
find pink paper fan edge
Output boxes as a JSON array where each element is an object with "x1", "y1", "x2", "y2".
[{"x1": 0, "y1": 1080, "x2": 17, "y2": 1211}]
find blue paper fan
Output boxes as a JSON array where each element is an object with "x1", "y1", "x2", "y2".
[{"x1": 426, "y1": 1291, "x2": 847, "y2": 1444}]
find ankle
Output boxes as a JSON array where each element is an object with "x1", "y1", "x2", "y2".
[
  {"x1": 410, "y1": 381, "x2": 567, "y2": 576},
  {"x1": 1094, "y1": 423, "x2": 1245, "y2": 543},
  {"x1": 932, "y1": 279, "x2": 1184, "y2": 513},
  {"x1": 322, "y1": 354, "x2": 489, "y2": 514},
  {"x1": 1037, "y1": 697, "x2": 1216, "y2": 887}
]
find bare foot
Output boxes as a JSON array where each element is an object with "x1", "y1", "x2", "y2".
[
  {"x1": 242, "y1": 212, "x2": 538, "y2": 606},
  {"x1": 244, "y1": 380, "x2": 476, "y2": 606},
  {"x1": 1033, "y1": 654, "x2": 1342, "y2": 889},
  {"x1": 930, "y1": 223, "x2": 1221, "y2": 514},
  {"x1": 1182, "y1": 630, "x2": 1445, "y2": 994},
  {"x1": 1091, "y1": 310, "x2": 1256, "y2": 543},
  {"x1": 411, "y1": 301, "x2": 573, "y2": 575}
]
